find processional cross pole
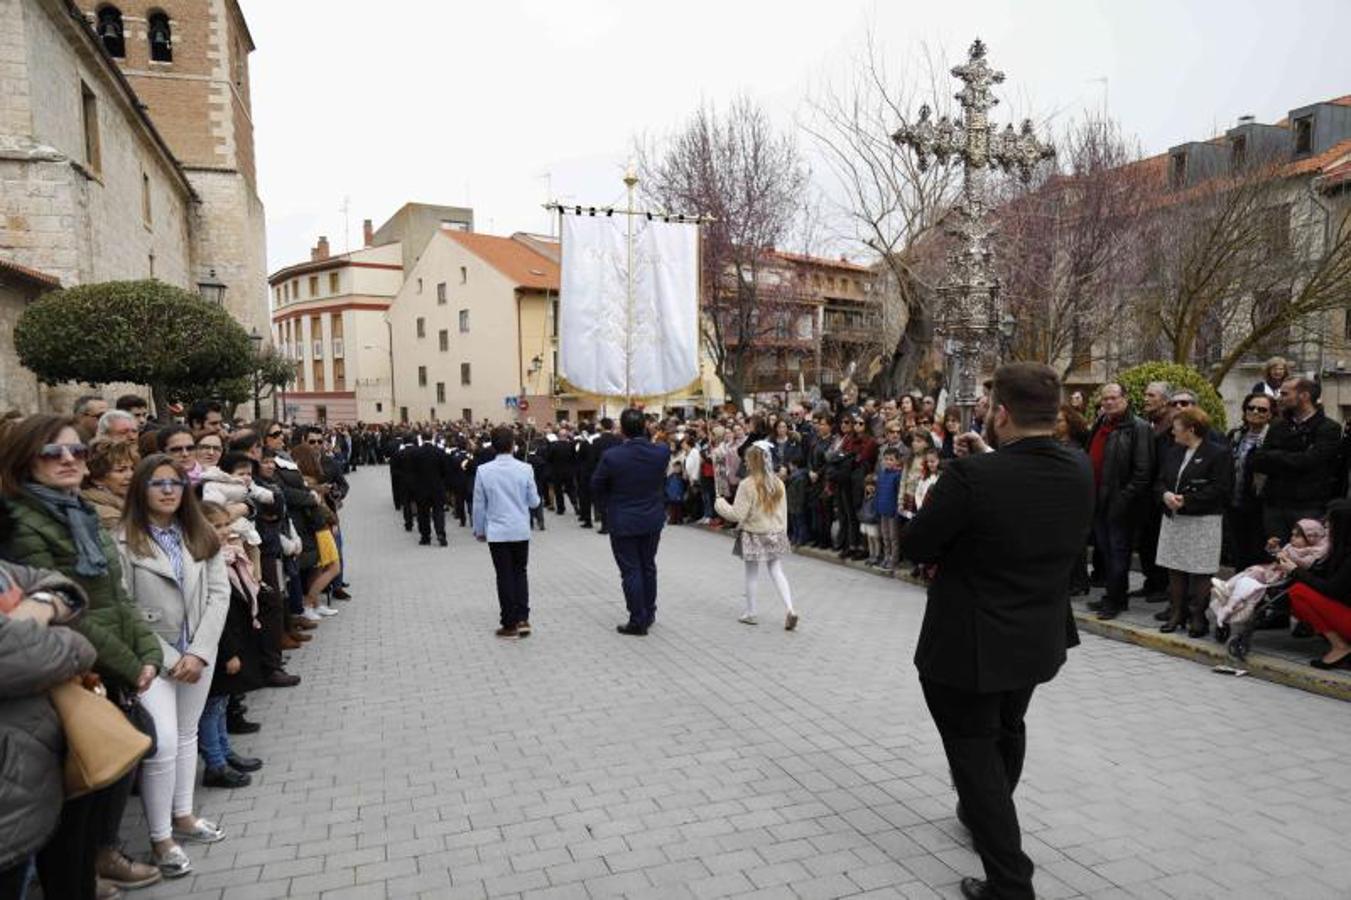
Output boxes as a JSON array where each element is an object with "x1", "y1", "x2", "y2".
[{"x1": 891, "y1": 38, "x2": 1055, "y2": 429}]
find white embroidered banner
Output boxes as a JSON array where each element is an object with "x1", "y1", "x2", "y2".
[{"x1": 559, "y1": 212, "x2": 699, "y2": 398}]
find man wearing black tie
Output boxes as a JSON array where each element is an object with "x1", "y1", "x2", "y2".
[{"x1": 903, "y1": 363, "x2": 1095, "y2": 900}]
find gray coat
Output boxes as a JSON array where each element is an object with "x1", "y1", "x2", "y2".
[
  {"x1": 0, "y1": 563, "x2": 97, "y2": 871},
  {"x1": 117, "y1": 530, "x2": 229, "y2": 671}
]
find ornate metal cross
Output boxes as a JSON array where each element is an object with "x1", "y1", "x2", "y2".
[{"x1": 891, "y1": 38, "x2": 1054, "y2": 426}]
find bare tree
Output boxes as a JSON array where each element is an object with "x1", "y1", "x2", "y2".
[
  {"x1": 993, "y1": 112, "x2": 1149, "y2": 378},
  {"x1": 803, "y1": 34, "x2": 960, "y2": 395},
  {"x1": 637, "y1": 96, "x2": 809, "y2": 405},
  {"x1": 1132, "y1": 150, "x2": 1351, "y2": 385}
]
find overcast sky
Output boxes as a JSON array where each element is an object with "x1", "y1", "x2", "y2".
[{"x1": 244, "y1": 0, "x2": 1349, "y2": 275}]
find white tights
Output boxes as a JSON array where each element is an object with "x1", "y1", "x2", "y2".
[{"x1": 743, "y1": 558, "x2": 794, "y2": 617}]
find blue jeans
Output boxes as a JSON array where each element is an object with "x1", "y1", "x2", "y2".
[
  {"x1": 197, "y1": 695, "x2": 232, "y2": 768},
  {"x1": 1092, "y1": 508, "x2": 1135, "y2": 611},
  {"x1": 700, "y1": 477, "x2": 716, "y2": 520}
]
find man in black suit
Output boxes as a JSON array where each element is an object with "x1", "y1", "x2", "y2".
[
  {"x1": 546, "y1": 425, "x2": 578, "y2": 515},
  {"x1": 904, "y1": 363, "x2": 1095, "y2": 900},
  {"x1": 574, "y1": 422, "x2": 597, "y2": 529},
  {"x1": 591, "y1": 409, "x2": 669, "y2": 635},
  {"x1": 389, "y1": 434, "x2": 416, "y2": 531},
  {"x1": 407, "y1": 434, "x2": 449, "y2": 546},
  {"x1": 591, "y1": 418, "x2": 623, "y2": 534}
]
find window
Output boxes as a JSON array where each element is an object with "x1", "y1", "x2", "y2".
[
  {"x1": 308, "y1": 275, "x2": 319, "y2": 297},
  {"x1": 312, "y1": 360, "x2": 324, "y2": 390},
  {"x1": 459, "y1": 309, "x2": 469, "y2": 333},
  {"x1": 460, "y1": 363, "x2": 471, "y2": 385},
  {"x1": 148, "y1": 11, "x2": 172, "y2": 62},
  {"x1": 375, "y1": 402, "x2": 383, "y2": 413},
  {"x1": 416, "y1": 317, "x2": 426, "y2": 338},
  {"x1": 328, "y1": 272, "x2": 339, "y2": 294},
  {"x1": 417, "y1": 278, "x2": 423, "y2": 294},
  {"x1": 436, "y1": 382, "x2": 446, "y2": 403},
  {"x1": 79, "y1": 82, "x2": 100, "y2": 173},
  {"x1": 141, "y1": 172, "x2": 151, "y2": 225},
  {"x1": 1294, "y1": 116, "x2": 1314, "y2": 155},
  {"x1": 147, "y1": 251, "x2": 154, "y2": 278},
  {"x1": 437, "y1": 282, "x2": 446, "y2": 305},
  {"x1": 438, "y1": 329, "x2": 449, "y2": 351},
  {"x1": 399, "y1": 406, "x2": 408, "y2": 423},
  {"x1": 417, "y1": 366, "x2": 427, "y2": 387},
  {"x1": 462, "y1": 408, "x2": 472, "y2": 422},
  {"x1": 316, "y1": 405, "x2": 327, "y2": 424},
  {"x1": 459, "y1": 266, "x2": 467, "y2": 285},
  {"x1": 333, "y1": 359, "x2": 346, "y2": 390},
  {"x1": 96, "y1": 6, "x2": 125, "y2": 57}
]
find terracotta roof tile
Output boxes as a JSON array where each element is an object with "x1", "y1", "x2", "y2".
[
  {"x1": 0, "y1": 257, "x2": 61, "y2": 290},
  {"x1": 444, "y1": 231, "x2": 558, "y2": 291}
]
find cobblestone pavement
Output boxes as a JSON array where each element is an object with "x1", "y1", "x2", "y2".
[{"x1": 120, "y1": 468, "x2": 1351, "y2": 900}]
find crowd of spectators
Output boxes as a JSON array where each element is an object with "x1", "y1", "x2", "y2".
[{"x1": 1, "y1": 395, "x2": 353, "y2": 899}]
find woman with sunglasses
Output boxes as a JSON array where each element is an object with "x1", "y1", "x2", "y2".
[
  {"x1": 155, "y1": 425, "x2": 201, "y2": 483},
  {"x1": 117, "y1": 453, "x2": 229, "y2": 878},
  {"x1": 0, "y1": 415, "x2": 165, "y2": 897}
]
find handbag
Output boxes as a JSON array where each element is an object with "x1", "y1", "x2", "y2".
[
  {"x1": 731, "y1": 528, "x2": 744, "y2": 558},
  {"x1": 114, "y1": 688, "x2": 158, "y2": 759},
  {"x1": 50, "y1": 677, "x2": 153, "y2": 799}
]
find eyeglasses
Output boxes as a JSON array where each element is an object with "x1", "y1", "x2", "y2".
[
  {"x1": 266, "y1": 430, "x2": 283, "y2": 438},
  {"x1": 37, "y1": 442, "x2": 88, "y2": 462},
  {"x1": 165, "y1": 444, "x2": 195, "y2": 454},
  {"x1": 1244, "y1": 405, "x2": 1271, "y2": 414},
  {"x1": 306, "y1": 439, "x2": 323, "y2": 446},
  {"x1": 148, "y1": 478, "x2": 188, "y2": 492}
]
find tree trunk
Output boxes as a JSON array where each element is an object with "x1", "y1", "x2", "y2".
[
  {"x1": 150, "y1": 383, "x2": 171, "y2": 423},
  {"x1": 879, "y1": 303, "x2": 934, "y2": 396}
]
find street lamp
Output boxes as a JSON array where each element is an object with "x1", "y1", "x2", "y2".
[
  {"x1": 248, "y1": 327, "x2": 263, "y2": 419},
  {"x1": 197, "y1": 267, "x2": 227, "y2": 306}
]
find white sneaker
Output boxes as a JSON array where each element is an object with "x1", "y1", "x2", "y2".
[
  {"x1": 316, "y1": 605, "x2": 338, "y2": 617},
  {"x1": 301, "y1": 608, "x2": 323, "y2": 622},
  {"x1": 737, "y1": 614, "x2": 758, "y2": 625},
  {"x1": 151, "y1": 844, "x2": 191, "y2": 878}
]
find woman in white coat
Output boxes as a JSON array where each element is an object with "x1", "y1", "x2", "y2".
[
  {"x1": 118, "y1": 453, "x2": 230, "y2": 879},
  {"x1": 715, "y1": 442, "x2": 799, "y2": 630}
]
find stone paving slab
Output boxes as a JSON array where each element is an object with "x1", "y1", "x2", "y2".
[{"x1": 116, "y1": 468, "x2": 1351, "y2": 899}]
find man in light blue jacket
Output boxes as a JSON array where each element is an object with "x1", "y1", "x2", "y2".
[{"x1": 473, "y1": 427, "x2": 541, "y2": 638}]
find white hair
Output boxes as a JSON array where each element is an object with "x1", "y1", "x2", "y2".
[{"x1": 96, "y1": 409, "x2": 137, "y2": 435}]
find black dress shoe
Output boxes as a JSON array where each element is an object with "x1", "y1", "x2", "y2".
[
  {"x1": 1187, "y1": 622, "x2": 1209, "y2": 639},
  {"x1": 959, "y1": 876, "x2": 995, "y2": 900},
  {"x1": 597, "y1": 528, "x2": 609, "y2": 535},
  {"x1": 264, "y1": 670, "x2": 301, "y2": 688},
  {"x1": 331, "y1": 587, "x2": 351, "y2": 600},
  {"x1": 1086, "y1": 600, "x2": 1103, "y2": 612},
  {"x1": 580, "y1": 522, "x2": 593, "y2": 529},
  {"x1": 418, "y1": 537, "x2": 431, "y2": 546},
  {"x1": 1310, "y1": 654, "x2": 1351, "y2": 670},
  {"x1": 203, "y1": 766, "x2": 251, "y2": 789},
  {"x1": 1095, "y1": 606, "x2": 1121, "y2": 621},
  {"x1": 226, "y1": 714, "x2": 261, "y2": 735},
  {"x1": 616, "y1": 623, "x2": 648, "y2": 636},
  {"x1": 227, "y1": 752, "x2": 263, "y2": 772},
  {"x1": 438, "y1": 537, "x2": 448, "y2": 547},
  {"x1": 1153, "y1": 609, "x2": 1171, "y2": 622}
]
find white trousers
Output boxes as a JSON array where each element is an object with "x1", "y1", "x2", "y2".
[
  {"x1": 139, "y1": 671, "x2": 213, "y2": 841},
  {"x1": 743, "y1": 559, "x2": 794, "y2": 617}
]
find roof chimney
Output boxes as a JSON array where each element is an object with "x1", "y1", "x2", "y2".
[
  {"x1": 362, "y1": 218, "x2": 374, "y2": 247},
  {"x1": 314, "y1": 236, "x2": 330, "y2": 261},
  {"x1": 1237, "y1": 114, "x2": 1256, "y2": 126}
]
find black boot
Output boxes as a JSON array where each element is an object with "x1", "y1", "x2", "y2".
[{"x1": 203, "y1": 766, "x2": 251, "y2": 788}]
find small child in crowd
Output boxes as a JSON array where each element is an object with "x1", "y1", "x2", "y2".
[
  {"x1": 875, "y1": 448, "x2": 903, "y2": 572},
  {"x1": 859, "y1": 473, "x2": 882, "y2": 565},
  {"x1": 1210, "y1": 518, "x2": 1328, "y2": 628}
]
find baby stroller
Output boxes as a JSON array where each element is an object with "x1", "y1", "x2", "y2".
[{"x1": 1215, "y1": 581, "x2": 1292, "y2": 662}]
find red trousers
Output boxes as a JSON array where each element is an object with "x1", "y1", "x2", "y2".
[{"x1": 1290, "y1": 583, "x2": 1351, "y2": 640}]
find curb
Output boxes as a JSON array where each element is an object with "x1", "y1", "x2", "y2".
[{"x1": 689, "y1": 522, "x2": 1351, "y2": 703}]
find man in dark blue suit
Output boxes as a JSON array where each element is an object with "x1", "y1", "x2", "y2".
[{"x1": 591, "y1": 408, "x2": 669, "y2": 635}]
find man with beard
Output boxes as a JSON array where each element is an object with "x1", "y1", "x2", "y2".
[{"x1": 904, "y1": 363, "x2": 1093, "y2": 900}]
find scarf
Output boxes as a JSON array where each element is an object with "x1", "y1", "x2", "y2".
[{"x1": 24, "y1": 482, "x2": 108, "y2": 578}]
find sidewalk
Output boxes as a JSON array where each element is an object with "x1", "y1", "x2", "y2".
[{"x1": 691, "y1": 521, "x2": 1351, "y2": 702}]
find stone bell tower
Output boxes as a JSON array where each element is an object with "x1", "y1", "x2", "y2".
[{"x1": 78, "y1": 0, "x2": 269, "y2": 337}]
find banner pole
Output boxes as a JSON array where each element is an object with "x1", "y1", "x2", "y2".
[{"x1": 623, "y1": 168, "x2": 638, "y2": 407}]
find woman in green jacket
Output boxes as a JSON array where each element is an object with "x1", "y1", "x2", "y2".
[{"x1": 0, "y1": 414, "x2": 164, "y2": 898}]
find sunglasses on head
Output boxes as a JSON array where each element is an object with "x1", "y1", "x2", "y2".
[
  {"x1": 38, "y1": 442, "x2": 88, "y2": 462},
  {"x1": 149, "y1": 477, "x2": 188, "y2": 492}
]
